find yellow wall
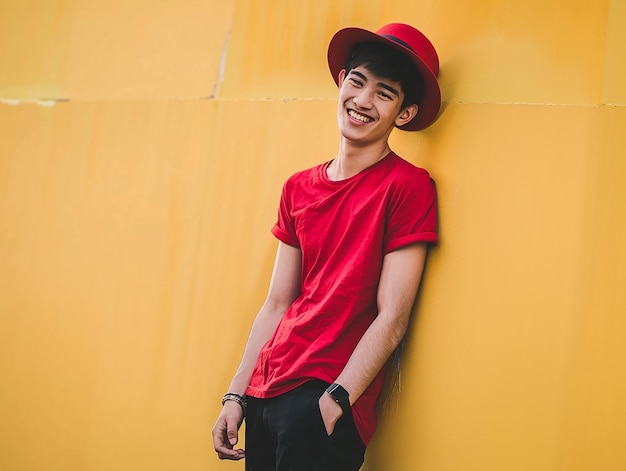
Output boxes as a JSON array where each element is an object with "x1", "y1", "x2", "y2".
[{"x1": 1, "y1": 1, "x2": 625, "y2": 470}]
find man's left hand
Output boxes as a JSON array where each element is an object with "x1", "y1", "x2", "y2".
[{"x1": 318, "y1": 391, "x2": 343, "y2": 436}]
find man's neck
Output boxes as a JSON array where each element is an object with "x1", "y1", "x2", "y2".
[{"x1": 327, "y1": 140, "x2": 392, "y2": 181}]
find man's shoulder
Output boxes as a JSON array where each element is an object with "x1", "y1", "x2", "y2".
[
  {"x1": 386, "y1": 153, "x2": 432, "y2": 182},
  {"x1": 283, "y1": 161, "x2": 326, "y2": 187}
]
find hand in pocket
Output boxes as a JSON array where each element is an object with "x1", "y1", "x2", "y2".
[{"x1": 318, "y1": 391, "x2": 344, "y2": 436}]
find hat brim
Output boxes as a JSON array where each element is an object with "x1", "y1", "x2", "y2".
[{"x1": 327, "y1": 27, "x2": 441, "y2": 131}]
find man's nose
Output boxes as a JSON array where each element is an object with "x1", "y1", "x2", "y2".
[{"x1": 353, "y1": 89, "x2": 374, "y2": 109}]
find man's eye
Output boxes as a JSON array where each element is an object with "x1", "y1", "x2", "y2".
[
  {"x1": 350, "y1": 78, "x2": 363, "y2": 86},
  {"x1": 379, "y1": 92, "x2": 392, "y2": 100}
]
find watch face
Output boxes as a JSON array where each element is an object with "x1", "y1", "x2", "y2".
[{"x1": 328, "y1": 384, "x2": 349, "y2": 403}]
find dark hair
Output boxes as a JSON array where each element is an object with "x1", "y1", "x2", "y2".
[{"x1": 343, "y1": 41, "x2": 424, "y2": 109}]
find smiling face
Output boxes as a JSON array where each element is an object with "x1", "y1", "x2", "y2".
[{"x1": 336, "y1": 66, "x2": 417, "y2": 146}]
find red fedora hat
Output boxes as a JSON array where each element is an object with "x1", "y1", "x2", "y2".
[{"x1": 327, "y1": 23, "x2": 441, "y2": 131}]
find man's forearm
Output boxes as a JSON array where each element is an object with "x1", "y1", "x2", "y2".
[
  {"x1": 333, "y1": 309, "x2": 410, "y2": 404},
  {"x1": 226, "y1": 242, "x2": 302, "y2": 396},
  {"x1": 227, "y1": 304, "x2": 286, "y2": 395},
  {"x1": 333, "y1": 243, "x2": 428, "y2": 404}
]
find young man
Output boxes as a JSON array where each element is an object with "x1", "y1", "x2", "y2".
[{"x1": 212, "y1": 23, "x2": 441, "y2": 471}]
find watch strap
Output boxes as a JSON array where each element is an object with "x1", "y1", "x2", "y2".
[{"x1": 326, "y1": 383, "x2": 351, "y2": 415}]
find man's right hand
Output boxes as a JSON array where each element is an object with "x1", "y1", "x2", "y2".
[{"x1": 212, "y1": 401, "x2": 245, "y2": 460}]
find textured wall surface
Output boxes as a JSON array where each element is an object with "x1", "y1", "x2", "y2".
[{"x1": 1, "y1": 1, "x2": 625, "y2": 470}]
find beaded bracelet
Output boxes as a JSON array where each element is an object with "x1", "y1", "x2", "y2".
[{"x1": 222, "y1": 393, "x2": 247, "y2": 417}]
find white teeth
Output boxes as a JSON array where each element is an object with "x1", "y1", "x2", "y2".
[{"x1": 348, "y1": 110, "x2": 372, "y2": 123}]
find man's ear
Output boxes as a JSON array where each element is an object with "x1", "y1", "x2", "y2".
[
  {"x1": 337, "y1": 69, "x2": 347, "y2": 87},
  {"x1": 395, "y1": 104, "x2": 418, "y2": 127}
]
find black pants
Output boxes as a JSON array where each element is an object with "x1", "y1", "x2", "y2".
[{"x1": 245, "y1": 380, "x2": 366, "y2": 471}]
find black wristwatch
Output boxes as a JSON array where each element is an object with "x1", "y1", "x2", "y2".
[{"x1": 326, "y1": 383, "x2": 351, "y2": 415}]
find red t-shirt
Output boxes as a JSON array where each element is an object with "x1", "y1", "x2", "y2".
[{"x1": 246, "y1": 152, "x2": 438, "y2": 444}]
